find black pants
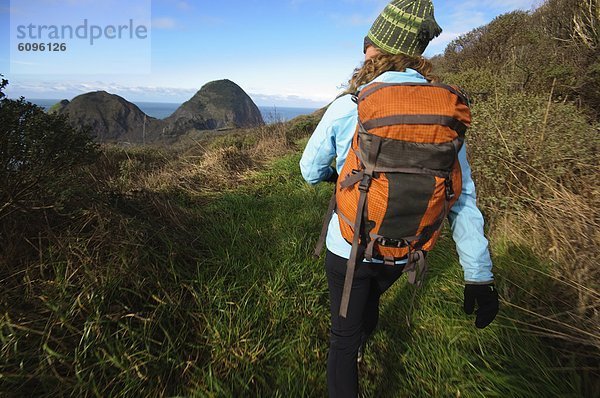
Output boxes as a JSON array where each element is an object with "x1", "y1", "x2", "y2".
[{"x1": 325, "y1": 250, "x2": 406, "y2": 398}]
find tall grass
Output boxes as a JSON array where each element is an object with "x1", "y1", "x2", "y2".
[
  {"x1": 1, "y1": 104, "x2": 597, "y2": 396},
  {"x1": 0, "y1": 150, "x2": 588, "y2": 397},
  {"x1": 460, "y1": 78, "x2": 599, "y2": 391}
]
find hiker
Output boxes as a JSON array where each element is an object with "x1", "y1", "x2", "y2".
[{"x1": 300, "y1": 1, "x2": 499, "y2": 397}]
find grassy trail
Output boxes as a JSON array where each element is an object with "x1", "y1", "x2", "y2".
[
  {"x1": 180, "y1": 154, "x2": 582, "y2": 397},
  {"x1": 1, "y1": 151, "x2": 588, "y2": 397}
]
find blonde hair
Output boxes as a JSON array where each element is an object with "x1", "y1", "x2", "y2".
[{"x1": 345, "y1": 52, "x2": 438, "y2": 95}]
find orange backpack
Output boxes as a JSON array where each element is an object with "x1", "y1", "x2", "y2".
[{"x1": 316, "y1": 82, "x2": 471, "y2": 318}]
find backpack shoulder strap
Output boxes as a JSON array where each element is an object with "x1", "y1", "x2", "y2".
[
  {"x1": 339, "y1": 134, "x2": 383, "y2": 318},
  {"x1": 312, "y1": 192, "x2": 337, "y2": 259}
]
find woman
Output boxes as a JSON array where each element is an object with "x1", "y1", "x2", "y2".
[{"x1": 300, "y1": 1, "x2": 499, "y2": 397}]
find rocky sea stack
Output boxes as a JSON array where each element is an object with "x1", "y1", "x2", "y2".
[
  {"x1": 55, "y1": 79, "x2": 264, "y2": 143},
  {"x1": 162, "y1": 79, "x2": 264, "y2": 135},
  {"x1": 59, "y1": 91, "x2": 155, "y2": 143}
]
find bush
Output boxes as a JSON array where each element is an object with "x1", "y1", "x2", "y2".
[
  {"x1": 286, "y1": 113, "x2": 322, "y2": 142},
  {"x1": 0, "y1": 77, "x2": 99, "y2": 262},
  {"x1": 468, "y1": 92, "x2": 598, "y2": 210},
  {"x1": 578, "y1": 60, "x2": 600, "y2": 116},
  {"x1": 436, "y1": 0, "x2": 600, "y2": 115},
  {"x1": 466, "y1": 89, "x2": 600, "y2": 365},
  {"x1": 441, "y1": 68, "x2": 503, "y2": 99}
]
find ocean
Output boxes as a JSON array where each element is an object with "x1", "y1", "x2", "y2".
[{"x1": 28, "y1": 99, "x2": 317, "y2": 123}]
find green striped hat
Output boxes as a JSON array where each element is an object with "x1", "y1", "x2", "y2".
[{"x1": 365, "y1": 0, "x2": 442, "y2": 56}]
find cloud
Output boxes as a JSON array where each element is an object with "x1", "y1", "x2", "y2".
[
  {"x1": 6, "y1": 5, "x2": 23, "y2": 15},
  {"x1": 288, "y1": 0, "x2": 312, "y2": 8},
  {"x1": 2, "y1": 71, "x2": 338, "y2": 108},
  {"x1": 152, "y1": 17, "x2": 178, "y2": 30},
  {"x1": 329, "y1": 0, "x2": 388, "y2": 28},
  {"x1": 330, "y1": 13, "x2": 373, "y2": 27},
  {"x1": 3, "y1": 79, "x2": 329, "y2": 107},
  {"x1": 10, "y1": 60, "x2": 41, "y2": 67},
  {"x1": 486, "y1": 0, "x2": 540, "y2": 9},
  {"x1": 195, "y1": 15, "x2": 224, "y2": 27},
  {"x1": 434, "y1": 8, "x2": 487, "y2": 50},
  {"x1": 4, "y1": 80, "x2": 196, "y2": 101},
  {"x1": 38, "y1": 0, "x2": 94, "y2": 5},
  {"x1": 459, "y1": 0, "x2": 540, "y2": 13},
  {"x1": 177, "y1": 1, "x2": 192, "y2": 10},
  {"x1": 250, "y1": 92, "x2": 329, "y2": 107}
]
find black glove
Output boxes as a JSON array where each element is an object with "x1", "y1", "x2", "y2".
[
  {"x1": 464, "y1": 283, "x2": 499, "y2": 329},
  {"x1": 324, "y1": 168, "x2": 338, "y2": 184}
]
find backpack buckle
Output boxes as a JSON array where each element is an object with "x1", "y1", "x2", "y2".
[
  {"x1": 444, "y1": 178, "x2": 455, "y2": 200},
  {"x1": 358, "y1": 175, "x2": 372, "y2": 192},
  {"x1": 379, "y1": 237, "x2": 408, "y2": 248}
]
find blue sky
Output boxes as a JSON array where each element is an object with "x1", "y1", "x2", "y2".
[{"x1": 0, "y1": 0, "x2": 541, "y2": 107}]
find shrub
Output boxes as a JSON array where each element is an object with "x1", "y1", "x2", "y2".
[
  {"x1": 466, "y1": 89, "x2": 600, "y2": 364},
  {"x1": 441, "y1": 68, "x2": 503, "y2": 99},
  {"x1": 436, "y1": 0, "x2": 600, "y2": 116},
  {"x1": 468, "y1": 92, "x2": 598, "y2": 210},
  {"x1": 286, "y1": 113, "x2": 322, "y2": 142},
  {"x1": 0, "y1": 77, "x2": 99, "y2": 264}
]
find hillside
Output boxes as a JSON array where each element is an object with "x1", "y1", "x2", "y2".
[
  {"x1": 47, "y1": 99, "x2": 69, "y2": 114},
  {"x1": 1, "y1": 98, "x2": 597, "y2": 396},
  {"x1": 433, "y1": 0, "x2": 600, "y2": 116},
  {"x1": 56, "y1": 79, "x2": 264, "y2": 143}
]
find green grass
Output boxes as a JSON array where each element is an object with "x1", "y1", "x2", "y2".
[{"x1": 0, "y1": 151, "x2": 592, "y2": 397}]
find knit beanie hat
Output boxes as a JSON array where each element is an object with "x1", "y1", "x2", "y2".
[{"x1": 365, "y1": 0, "x2": 442, "y2": 56}]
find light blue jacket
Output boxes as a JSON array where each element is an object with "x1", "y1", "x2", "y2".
[{"x1": 300, "y1": 70, "x2": 494, "y2": 283}]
